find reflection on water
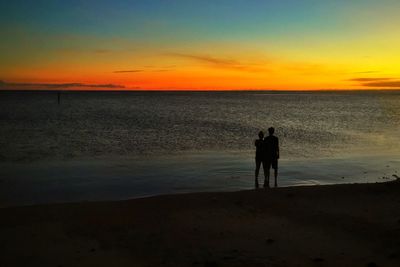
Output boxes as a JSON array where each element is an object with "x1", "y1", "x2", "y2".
[
  {"x1": 1, "y1": 91, "x2": 399, "y2": 206},
  {"x1": 1, "y1": 91, "x2": 400, "y2": 161},
  {"x1": 0, "y1": 152, "x2": 398, "y2": 207}
]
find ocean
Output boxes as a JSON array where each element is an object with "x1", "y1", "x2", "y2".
[{"x1": 1, "y1": 90, "x2": 399, "y2": 206}]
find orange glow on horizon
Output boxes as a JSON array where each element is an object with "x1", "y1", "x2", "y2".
[
  {"x1": 2, "y1": 1, "x2": 400, "y2": 91},
  {"x1": 3, "y1": 54, "x2": 400, "y2": 91}
]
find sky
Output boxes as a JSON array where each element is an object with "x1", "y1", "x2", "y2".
[{"x1": 1, "y1": 0, "x2": 400, "y2": 90}]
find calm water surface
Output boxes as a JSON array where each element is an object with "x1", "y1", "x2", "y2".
[{"x1": 1, "y1": 91, "x2": 399, "y2": 206}]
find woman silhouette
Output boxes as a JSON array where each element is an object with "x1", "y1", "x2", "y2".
[{"x1": 254, "y1": 131, "x2": 266, "y2": 188}]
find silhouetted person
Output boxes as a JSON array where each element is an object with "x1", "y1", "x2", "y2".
[
  {"x1": 254, "y1": 131, "x2": 267, "y2": 188},
  {"x1": 264, "y1": 127, "x2": 279, "y2": 187}
]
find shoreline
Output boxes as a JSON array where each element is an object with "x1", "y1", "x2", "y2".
[
  {"x1": 1, "y1": 153, "x2": 399, "y2": 208},
  {"x1": 2, "y1": 180, "x2": 400, "y2": 266},
  {"x1": 1, "y1": 179, "x2": 399, "y2": 209}
]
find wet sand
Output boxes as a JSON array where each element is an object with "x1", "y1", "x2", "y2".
[{"x1": 2, "y1": 181, "x2": 400, "y2": 267}]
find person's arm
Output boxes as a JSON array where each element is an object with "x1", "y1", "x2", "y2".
[{"x1": 255, "y1": 139, "x2": 261, "y2": 148}]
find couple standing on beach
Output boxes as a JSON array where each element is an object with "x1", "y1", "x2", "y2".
[{"x1": 254, "y1": 127, "x2": 279, "y2": 188}]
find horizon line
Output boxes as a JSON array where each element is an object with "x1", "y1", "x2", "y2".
[{"x1": 1, "y1": 88, "x2": 400, "y2": 92}]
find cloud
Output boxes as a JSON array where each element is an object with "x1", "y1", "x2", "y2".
[
  {"x1": 362, "y1": 81, "x2": 400, "y2": 88},
  {"x1": 113, "y1": 67, "x2": 173, "y2": 73},
  {"x1": 144, "y1": 65, "x2": 176, "y2": 69},
  {"x1": 348, "y1": 77, "x2": 392, "y2": 82},
  {"x1": 165, "y1": 52, "x2": 266, "y2": 72},
  {"x1": 169, "y1": 53, "x2": 239, "y2": 66},
  {"x1": 348, "y1": 77, "x2": 400, "y2": 88},
  {"x1": 0, "y1": 81, "x2": 125, "y2": 90},
  {"x1": 113, "y1": 70, "x2": 143, "y2": 73},
  {"x1": 143, "y1": 65, "x2": 176, "y2": 72}
]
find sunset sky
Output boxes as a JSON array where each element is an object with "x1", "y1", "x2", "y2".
[{"x1": 1, "y1": 0, "x2": 400, "y2": 90}]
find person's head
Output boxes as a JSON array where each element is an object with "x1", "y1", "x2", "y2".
[
  {"x1": 258, "y1": 131, "x2": 264, "y2": 139},
  {"x1": 268, "y1": 127, "x2": 275, "y2": 135}
]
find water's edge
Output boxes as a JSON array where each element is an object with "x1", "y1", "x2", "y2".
[{"x1": 1, "y1": 152, "x2": 398, "y2": 208}]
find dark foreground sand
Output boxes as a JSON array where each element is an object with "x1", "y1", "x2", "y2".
[{"x1": 2, "y1": 181, "x2": 400, "y2": 267}]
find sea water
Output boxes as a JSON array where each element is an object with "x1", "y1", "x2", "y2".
[{"x1": 1, "y1": 90, "x2": 399, "y2": 206}]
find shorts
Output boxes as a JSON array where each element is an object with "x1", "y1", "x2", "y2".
[{"x1": 265, "y1": 158, "x2": 278, "y2": 170}]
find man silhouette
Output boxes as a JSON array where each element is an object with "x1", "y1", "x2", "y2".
[
  {"x1": 264, "y1": 127, "x2": 279, "y2": 188},
  {"x1": 254, "y1": 131, "x2": 266, "y2": 189}
]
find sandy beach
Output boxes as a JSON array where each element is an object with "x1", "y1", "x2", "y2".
[{"x1": 2, "y1": 180, "x2": 400, "y2": 267}]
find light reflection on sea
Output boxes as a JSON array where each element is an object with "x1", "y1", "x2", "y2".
[
  {"x1": 0, "y1": 91, "x2": 400, "y2": 206},
  {"x1": 0, "y1": 152, "x2": 399, "y2": 207}
]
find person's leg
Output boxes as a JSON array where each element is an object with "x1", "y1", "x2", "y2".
[
  {"x1": 263, "y1": 160, "x2": 270, "y2": 188},
  {"x1": 273, "y1": 160, "x2": 278, "y2": 187},
  {"x1": 255, "y1": 159, "x2": 261, "y2": 188}
]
